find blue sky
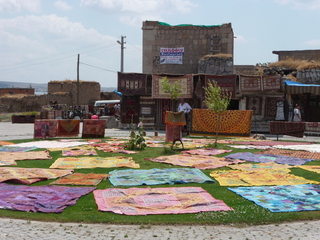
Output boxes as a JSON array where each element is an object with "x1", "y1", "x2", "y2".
[{"x1": 1, "y1": 0, "x2": 320, "y2": 88}]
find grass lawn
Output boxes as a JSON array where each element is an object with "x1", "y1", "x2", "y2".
[{"x1": 1, "y1": 137, "x2": 320, "y2": 226}]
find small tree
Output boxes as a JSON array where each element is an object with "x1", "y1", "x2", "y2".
[
  {"x1": 203, "y1": 81, "x2": 231, "y2": 147},
  {"x1": 160, "y1": 77, "x2": 181, "y2": 111}
]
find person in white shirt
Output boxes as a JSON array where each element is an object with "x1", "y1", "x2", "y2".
[
  {"x1": 178, "y1": 98, "x2": 192, "y2": 133},
  {"x1": 293, "y1": 104, "x2": 302, "y2": 122}
]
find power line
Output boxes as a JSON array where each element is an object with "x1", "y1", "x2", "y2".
[{"x1": 80, "y1": 62, "x2": 117, "y2": 73}]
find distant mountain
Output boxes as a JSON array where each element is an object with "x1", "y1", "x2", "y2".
[
  {"x1": 0, "y1": 81, "x2": 47, "y2": 92},
  {"x1": 0, "y1": 81, "x2": 117, "y2": 93}
]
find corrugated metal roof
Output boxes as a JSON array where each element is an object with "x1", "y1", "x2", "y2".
[{"x1": 284, "y1": 80, "x2": 320, "y2": 95}]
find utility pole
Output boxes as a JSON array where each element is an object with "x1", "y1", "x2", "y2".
[
  {"x1": 117, "y1": 36, "x2": 126, "y2": 72},
  {"x1": 77, "y1": 54, "x2": 80, "y2": 106}
]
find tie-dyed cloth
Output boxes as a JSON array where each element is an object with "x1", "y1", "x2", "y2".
[
  {"x1": 0, "y1": 151, "x2": 52, "y2": 166},
  {"x1": 298, "y1": 165, "x2": 320, "y2": 174},
  {"x1": 225, "y1": 152, "x2": 314, "y2": 165},
  {"x1": 0, "y1": 141, "x2": 14, "y2": 145},
  {"x1": 50, "y1": 173, "x2": 109, "y2": 186},
  {"x1": 50, "y1": 156, "x2": 139, "y2": 169},
  {"x1": 34, "y1": 119, "x2": 58, "y2": 139},
  {"x1": 145, "y1": 154, "x2": 245, "y2": 170},
  {"x1": 61, "y1": 147, "x2": 98, "y2": 156},
  {"x1": 0, "y1": 167, "x2": 73, "y2": 184},
  {"x1": 0, "y1": 183, "x2": 95, "y2": 213},
  {"x1": 56, "y1": 119, "x2": 80, "y2": 137},
  {"x1": 228, "y1": 145, "x2": 271, "y2": 150},
  {"x1": 0, "y1": 146, "x2": 36, "y2": 152},
  {"x1": 109, "y1": 168, "x2": 214, "y2": 186},
  {"x1": 254, "y1": 149, "x2": 320, "y2": 160},
  {"x1": 228, "y1": 184, "x2": 320, "y2": 212},
  {"x1": 94, "y1": 187, "x2": 233, "y2": 215},
  {"x1": 229, "y1": 161, "x2": 292, "y2": 171},
  {"x1": 210, "y1": 169, "x2": 318, "y2": 186},
  {"x1": 181, "y1": 148, "x2": 232, "y2": 156}
]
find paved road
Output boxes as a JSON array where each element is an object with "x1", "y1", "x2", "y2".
[{"x1": 1, "y1": 122, "x2": 320, "y2": 239}]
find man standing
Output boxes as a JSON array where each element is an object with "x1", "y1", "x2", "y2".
[
  {"x1": 293, "y1": 104, "x2": 302, "y2": 122},
  {"x1": 178, "y1": 98, "x2": 192, "y2": 133}
]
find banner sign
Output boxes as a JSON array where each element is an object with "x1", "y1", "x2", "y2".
[{"x1": 160, "y1": 47, "x2": 184, "y2": 64}]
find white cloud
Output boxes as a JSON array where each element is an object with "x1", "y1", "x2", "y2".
[
  {"x1": 273, "y1": 0, "x2": 320, "y2": 10},
  {"x1": 305, "y1": 39, "x2": 320, "y2": 47},
  {"x1": 234, "y1": 35, "x2": 248, "y2": 44},
  {"x1": 54, "y1": 1, "x2": 73, "y2": 11},
  {"x1": 0, "y1": 0, "x2": 41, "y2": 13},
  {"x1": 80, "y1": 0, "x2": 196, "y2": 25}
]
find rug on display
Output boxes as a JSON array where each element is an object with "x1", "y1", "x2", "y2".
[
  {"x1": 0, "y1": 183, "x2": 95, "y2": 213},
  {"x1": 93, "y1": 186, "x2": 233, "y2": 215},
  {"x1": 145, "y1": 154, "x2": 245, "y2": 170},
  {"x1": 50, "y1": 156, "x2": 140, "y2": 169},
  {"x1": 109, "y1": 168, "x2": 214, "y2": 186},
  {"x1": 228, "y1": 184, "x2": 320, "y2": 212}
]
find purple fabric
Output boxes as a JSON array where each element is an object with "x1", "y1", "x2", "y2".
[
  {"x1": 225, "y1": 152, "x2": 314, "y2": 165},
  {"x1": 0, "y1": 183, "x2": 95, "y2": 213}
]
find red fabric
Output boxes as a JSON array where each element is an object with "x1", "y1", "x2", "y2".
[{"x1": 270, "y1": 121, "x2": 305, "y2": 138}]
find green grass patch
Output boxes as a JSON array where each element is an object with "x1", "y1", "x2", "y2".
[{"x1": 1, "y1": 137, "x2": 320, "y2": 225}]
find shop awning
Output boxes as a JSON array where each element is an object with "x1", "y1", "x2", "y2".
[{"x1": 284, "y1": 80, "x2": 320, "y2": 95}]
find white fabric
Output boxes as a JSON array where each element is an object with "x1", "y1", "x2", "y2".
[
  {"x1": 8, "y1": 140, "x2": 88, "y2": 149},
  {"x1": 178, "y1": 102, "x2": 192, "y2": 113},
  {"x1": 274, "y1": 144, "x2": 320, "y2": 153}
]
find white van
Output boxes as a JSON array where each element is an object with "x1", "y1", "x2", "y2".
[{"x1": 94, "y1": 100, "x2": 120, "y2": 107}]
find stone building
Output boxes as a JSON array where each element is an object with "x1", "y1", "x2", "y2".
[
  {"x1": 0, "y1": 88, "x2": 34, "y2": 97},
  {"x1": 273, "y1": 49, "x2": 320, "y2": 62},
  {"x1": 142, "y1": 21, "x2": 234, "y2": 75},
  {"x1": 48, "y1": 80, "x2": 100, "y2": 105}
]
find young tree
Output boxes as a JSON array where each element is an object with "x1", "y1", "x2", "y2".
[
  {"x1": 160, "y1": 77, "x2": 181, "y2": 111},
  {"x1": 203, "y1": 80, "x2": 231, "y2": 147}
]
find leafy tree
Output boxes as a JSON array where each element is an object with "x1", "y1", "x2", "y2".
[
  {"x1": 160, "y1": 77, "x2": 181, "y2": 110},
  {"x1": 203, "y1": 81, "x2": 231, "y2": 147}
]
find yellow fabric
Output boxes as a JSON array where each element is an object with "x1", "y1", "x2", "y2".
[
  {"x1": 210, "y1": 169, "x2": 319, "y2": 186},
  {"x1": 298, "y1": 165, "x2": 320, "y2": 174}
]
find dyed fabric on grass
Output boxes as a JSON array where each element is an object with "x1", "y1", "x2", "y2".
[
  {"x1": 274, "y1": 144, "x2": 320, "y2": 153},
  {"x1": 210, "y1": 169, "x2": 318, "y2": 186},
  {"x1": 229, "y1": 162, "x2": 292, "y2": 171},
  {"x1": 9, "y1": 140, "x2": 88, "y2": 149},
  {"x1": 109, "y1": 168, "x2": 214, "y2": 186},
  {"x1": 298, "y1": 165, "x2": 320, "y2": 174},
  {"x1": 0, "y1": 167, "x2": 73, "y2": 184},
  {"x1": 225, "y1": 152, "x2": 313, "y2": 165},
  {"x1": 0, "y1": 146, "x2": 36, "y2": 152},
  {"x1": 254, "y1": 149, "x2": 320, "y2": 160},
  {"x1": 50, "y1": 173, "x2": 109, "y2": 186},
  {"x1": 61, "y1": 147, "x2": 98, "y2": 156},
  {"x1": 228, "y1": 184, "x2": 320, "y2": 212},
  {"x1": 0, "y1": 141, "x2": 14, "y2": 145},
  {"x1": 233, "y1": 140, "x2": 311, "y2": 147},
  {"x1": 50, "y1": 156, "x2": 139, "y2": 169},
  {"x1": 0, "y1": 151, "x2": 52, "y2": 166},
  {"x1": 0, "y1": 183, "x2": 95, "y2": 213},
  {"x1": 181, "y1": 148, "x2": 232, "y2": 156},
  {"x1": 94, "y1": 187, "x2": 233, "y2": 215},
  {"x1": 145, "y1": 154, "x2": 245, "y2": 170}
]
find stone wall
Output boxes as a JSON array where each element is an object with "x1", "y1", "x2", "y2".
[
  {"x1": 48, "y1": 80, "x2": 100, "y2": 105},
  {"x1": 142, "y1": 21, "x2": 234, "y2": 75},
  {"x1": 198, "y1": 56, "x2": 233, "y2": 75},
  {"x1": 273, "y1": 50, "x2": 320, "y2": 62},
  {"x1": 0, "y1": 93, "x2": 72, "y2": 113},
  {"x1": 0, "y1": 88, "x2": 35, "y2": 97},
  {"x1": 296, "y1": 69, "x2": 320, "y2": 84}
]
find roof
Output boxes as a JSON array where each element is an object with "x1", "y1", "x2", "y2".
[{"x1": 284, "y1": 80, "x2": 320, "y2": 95}]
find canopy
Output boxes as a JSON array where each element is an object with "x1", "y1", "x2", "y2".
[{"x1": 284, "y1": 80, "x2": 320, "y2": 95}]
